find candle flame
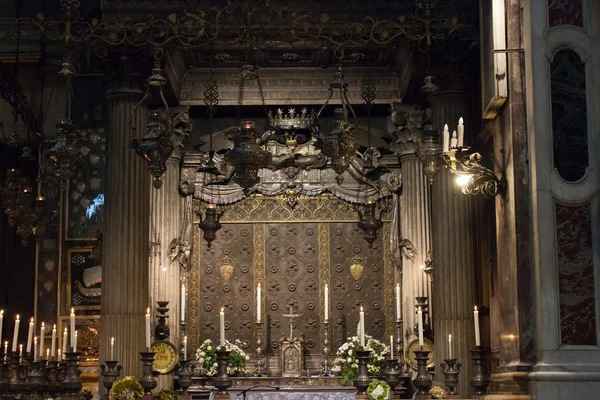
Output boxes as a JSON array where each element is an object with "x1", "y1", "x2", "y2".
[
  {"x1": 75, "y1": 330, "x2": 78, "y2": 336},
  {"x1": 53, "y1": 324, "x2": 56, "y2": 329},
  {"x1": 360, "y1": 305, "x2": 364, "y2": 312},
  {"x1": 448, "y1": 334, "x2": 452, "y2": 340},
  {"x1": 64, "y1": 328, "x2": 67, "y2": 333},
  {"x1": 420, "y1": 265, "x2": 424, "y2": 270},
  {"x1": 146, "y1": 307, "x2": 150, "y2": 314},
  {"x1": 111, "y1": 337, "x2": 114, "y2": 344},
  {"x1": 16, "y1": 314, "x2": 19, "y2": 320},
  {"x1": 418, "y1": 306, "x2": 422, "y2": 311},
  {"x1": 0, "y1": 310, "x2": 3, "y2": 315},
  {"x1": 30, "y1": 317, "x2": 34, "y2": 323},
  {"x1": 221, "y1": 307, "x2": 224, "y2": 313},
  {"x1": 184, "y1": 336, "x2": 187, "y2": 342},
  {"x1": 474, "y1": 305, "x2": 478, "y2": 311},
  {"x1": 459, "y1": 117, "x2": 464, "y2": 124},
  {"x1": 34, "y1": 337, "x2": 37, "y2": 343},
  {"x1": 19, "y1": 344, "x2": 22, "y2": 349},
  {"x1": 41, "y1": 322, "x2": 45, "y2": 328},
  {"x1": 71, "y1": 308, "x2": 74, "y2": 315}
]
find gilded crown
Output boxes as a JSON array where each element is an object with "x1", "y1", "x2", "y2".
[{"x1": 267, "y1": 108, "x2": 317, "y2": 131}]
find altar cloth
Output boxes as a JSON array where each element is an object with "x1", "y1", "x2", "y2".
[{"x1": 227, "y1": 388, "x2": 356, "y2": 400}]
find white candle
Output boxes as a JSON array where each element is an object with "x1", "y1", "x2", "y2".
[
  {"x1": 417, "y1": 307, "x2": 424, "y2": 347},
  {"x1": 256, "y1": 284, "x2": 262, "y2": 323},
  {"x1": 19, "y1": 344, "x2": 22, "y2": 357},
  {"x1": 145, "y1": 307, "x2": 151, "y2": 349},
  {"x1": 40, "y1": 322, "x2": 45, "y2": 358},
  {"x1": 51, "y1": 325, "x2": 56, "y2": 358},
  {"x1": 0, "y1": 310, "x2": 3, "y2": 347},
  {"x1": 70, "y1": 308, "x2": 75, "y2": 350},
  {"x1": 26, "y1": 318, "x2": 34, "y2": 353},
  {"x1": 474, "y1": 306, "x2": 481, "y2": 347},
  {"x1": 58, "y1": 349, "x2": 61, "y2": 361},
  {"x1": 420, "y1": 265, "x2": 425, "y2": 297},
  {"x1": 390, "y1": 335, "x2": 394, "y2": 359},
  {"x1": 359, "y1": 306, "x2": 365, "y2": 347},
  {"x1": 442, "y1": 124, "x2": 450, "y2": 153},
  {"x1": 395, "y1": 284, "x2": 401, "y2": 321},
  {"x1": 74, "y1": 330, "x2": 78, "y2": 352},
  {"x1": 181, "y1": 283, "x2": 186, "y2": 322},
  {"x1": 110, "y1": 337, "x2": 115, "y2": 360},
  {"x1": 62, "y1": 328, "x2": 67, "y2": 357},
  {"x1": 33, "y1": 337, "x2": 37, "y2": 362},
  {"x1": 46, "y1": 348, "x2": 49, "y2": 360},
  {"x1": 324, "y1": 284, "x2": 329, "y2": 322},
  {"x1": 448, "y1": 334, "x2": 453, "y2": 359},
  {"x1": 450, "y1": 130, "x2": 458, "y2": 149},
  {"x1": 457, "y1": 117, "x2": 464, "y2": 148},
  {"x1": 219, "y1": 308, "x2": 226, "y2": 347},
  {"x1": 12, "y1": 315, "x2": 20, "y2": 352},
  {"x1": 183, "y1": 336, "x2": 188, "y2": 361},
  {"x1": 3, "y1": 341, "x2": 7, "y2": 355}
]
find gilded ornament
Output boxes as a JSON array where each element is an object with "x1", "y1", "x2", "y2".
[
  {"x1": 220, "y1": 256, "x2": 234, "y2": 281},
  {"x1": 350, "y1": 255, "x2": 365, "y2": 281}
]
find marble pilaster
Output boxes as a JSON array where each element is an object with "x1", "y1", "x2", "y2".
[
  {"x1": 429, "y1": 91, "x2": 478, "y2": 398},
  {"x1": 100, "y1": 79, "x2": 150, "y2": 380}
]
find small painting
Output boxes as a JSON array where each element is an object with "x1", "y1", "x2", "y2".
[{"x1": 68, "y1": 248, "x2": 101, "y2": 310}]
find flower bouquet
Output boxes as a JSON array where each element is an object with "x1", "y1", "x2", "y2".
[
  {"x1": 195, "y1": 339, "x2": 250, "y2": 376},
  {"x1": 332, "y1": 334, "x2": 389, "y2": 384},
  {"x1": 109, "y1": 376, "x2": 144, "y2": 400},
  {"x1": 429, "y1": 381, "x2": 448, "y2": 399},
  {"x1": 367, "y1": 380, "x2": 390, "y2": 400}
]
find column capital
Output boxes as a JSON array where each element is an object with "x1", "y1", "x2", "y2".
[
  {"x1": 389, "y1": 104, "x2": 429, "y2": 158},
  {"x1": 102, "y1": 54, "x2": 147, "y2": 98}
]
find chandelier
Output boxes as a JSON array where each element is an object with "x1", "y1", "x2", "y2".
[
  {"x1": 14, "y1": 190, "x2": 49, "y2": 246},
  {"x1": 130, "y1": 61, "x2": 175, "y2": 189},
  {"x1": 418, "y1": 120, "x2": 505, "y2": 198}
]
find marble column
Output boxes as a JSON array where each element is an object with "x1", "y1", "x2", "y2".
[
  {"x1": 149, "y1": 150, "x2": 184, "y2": 390},
  {"x1": 429, "y1": 91, "x2": 478, "y2": 398},
  {"x1": 393, "y1": 108, "x2": 433, "y2": 349},
  {"x1": 100, "y1": 77, "x2": 150, "y2": 380}
]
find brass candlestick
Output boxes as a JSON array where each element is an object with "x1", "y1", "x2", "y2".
[
  {"x1": 177, "y1": 359, "x2": 192, "y2": 392},
  {"x1": 321, "y1": 321, "x2": 331, "y2": 376},
  {"x1": 101, "y1": 361, "x2": 122, "y2": 393},
  {"x1": 62, "y1": 350, "x2": 82, "y2": 393},
  {"x1": 254, "y1": 321, "x2": 266, "y2": 376},
  {"x1": 155, "y1": 301, "x2": 171, "y2": 340},
  {"x1": 46, "y1": 360, "x2": 59, "y2": 391},
  {"x1": 26, "y1": 361, "x2": 44, "y2": 392},
  {"x1": 139, "y1": 351, "x2": 157, "y2": 394},
  {"x1": 412, "y1": 349, "x2": 432, "y2": 399},
  {"x1": 352, "y1": 348, "x2": 372, "y2": 394},
  {"x1": 57, "y1": 361, "x2": 67, "y2": 383},
  {"x1": 470, "y1": 347, "x2": 490, "y2": 398},
  {"x1": 383, "y1": 356, "x2": 401, "y2": 393},
  {"x1": 8, "y1": 353, "x2": 22, "y2": 391},
  {"x1": 213, "y1": 348, "x2": 232, "y2": 394},
  {"x1": 442, "y1": 358, "x2": 461, "y2": 398}
]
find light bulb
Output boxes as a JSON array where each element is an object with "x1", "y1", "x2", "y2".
[{"x1": 455, "y1": 174, "x2": 473, "y2": 187}]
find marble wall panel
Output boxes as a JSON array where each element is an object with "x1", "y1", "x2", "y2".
[{"x1": 556, "y1": 202, "x2": 596, "y2": 345}]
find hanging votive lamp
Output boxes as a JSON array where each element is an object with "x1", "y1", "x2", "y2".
[
  {"x1": 224, "y1": 121, "x2": 272, "y2": 189},
  {"x1": 357, "y1": 199, "x2": 384, "y2": 248},
  {"x1": 199, "y1": 203, "x2": 222, "y2": 248}
]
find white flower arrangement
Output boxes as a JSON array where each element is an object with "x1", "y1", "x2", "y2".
[
  {"x1": 332, "y1": 334, "x2": 389, "y2": 384},
  {"x1": 367, "y1": 380, "x2": 390, "y2": 400},
  {"x1": 195, "y1": 338, "x2": 249, "y2": 376}
]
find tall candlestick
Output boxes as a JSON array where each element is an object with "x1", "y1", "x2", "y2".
[
  {"x1": 457, "y1": 117, "x2": 464, "y2": 148},
  {"x1": 417, "y1": 307, "x2": 424, "y2": 346},
  {"x1": 40, "y1": 322, "x2": 45, "y2": 358},
  {"x1": 70, "y1": 308, "x2": 75, "y2": 350},
  {"x1": 324, "y1": 284, "x2": 329, "y2": 322},
  {"x1": 474, "y1": 306, "x2": 481, "y2": 346},
  {"x1": 390, "y1": 335, "x2": 394, "y2": 359},
  {"x1": 19, "y1": 344, "x2": 22, "y2": 357},
  {"x1": 145, "y1": 307, "x2": 151, "y2": 349},
  {"x1": 395, "y1": 283, "x2": 401, "y2": 321},
  {"x1": 110, "y1": 337, "x2": 115, "y2": 360},
  {"x1": 33, "y1": 337, "x2": 37, "y2": 362},
  {"x1": 12, "y1": 314, "x2": 20, "y2": 352},
  {"x1": 448, "y1": 334, "x2": 453, "y2": 359},
  {"x1": 219, "y1": 308, "x2": 225, "y2": 347},
  {"x1": 442, "y1": 124, "x2": 450, "y2": 153},
  {"x1": 62, "y1": 328, "x2": 68, "y2": 358},
  {"x1": 359, "y1": 306, "x2": 365, "y2": 347},
  {"x1": 181, "y1": 283, "x2": 186, "y2": 322},
  {"x1": 51, "y1": 325, "x2": 56, "y2": 358},
  {"x1": 256, "y1": 284, "x2": 262, "y2": 323},
  {"x1": 0, "y1": 310, "x2": 3, "y2": 347},
  {"x1": 183, "y1": 336, "x2": 188, "y2": 361},
  {"x1": 26, "y1": 317, "x2": 34, "y2": 353},
  {"x1": 74, "y1": 330, "x2": 78, "y2": 352}
]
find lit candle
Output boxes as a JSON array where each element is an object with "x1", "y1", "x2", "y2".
[
  {"x1": 145, "y1": 307, "x2": 151, "y2": 349},
  {"x1": 40, "y1": 322, "x2": 45, "y2": 358},
  {"x1": 417, "y1": 307, "x2": 424, "y2": 347},
  {"x1": 183, "y1": 336, "x2": 188, "y2": 361},
  {"x1": 0, "y1": 310, "x2": 4, "y2": 347},
  {"x1": 256, "y1": 284, "x2": 262, "y2": 323},
  {"x1": 12, "y1": 315, "x2": 20, "y2": 352},
  {"x1": 450, "y1": 130, "x2": 458, "y2": 149},
  {"x1": 474, "y1": 306, "x2": 481, "y2": 347},
  {"x1": 58, "y1": 349, "x2": 61, "y2": 361},
  {"x1": 181, "y1": 283, "x2": 186, "y2": 322},
  {"x1": 74, "y1": 330, "x2": 78, "y2": 352},
  {"x1": 324, "y1": 284, "x2": 329, "y2": 322},
  {"x1": 395, "y1": 284, "x2": 401, "y2": 321},
  {"x1": 457, "y1": 117, "x2": 464, "y2": 148},
  {"x1": 442, "y1": 124, "x2": 450, "y2": 153},
  {"x1": 26, "y1": 318, "x2": 34, "y2": 353},
  {"x1": 19, "y1": 344, "x2": 22, "y2": 357},
  {"x1": 51, "y1": 325, "x2": 56, "y2": 358},
  {"x1": 33, "y1": 337, "x2": 37, "y2": 362},
  {"x1": 69, "y1": 308, "x2": 75, "y2": 350},
  {"x1": 46, "y1": 348, "x2": 50, "y2": 360},
  {"x1": 3, "y1": 341, "x2": 7, "y2": 355},
  {"x1": 359, "y1": 306, "x2": 365, "y2": 348},
  {"x1": 219, "y1": 308, "x2": 225, "y2": 347},
  {"x1": 62, "y1": 328, "x2": 68, "y2": 357},
  {"x1": 420, "y1": 265, "x2": 425, "y2": 297},
  {"x1": 110, "y1": 337, "x2": 115, "y2": 360},
  {"x1": 448, "y1": 334, "x2": 453, "y2": 359},
  {"x1": 390, "y1": 335, "x2": 394, "y2": 359}
]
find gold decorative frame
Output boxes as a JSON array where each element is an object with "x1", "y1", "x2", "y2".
[{"x1": 66, "y1": 248, "x2": 101, "y2": 311}]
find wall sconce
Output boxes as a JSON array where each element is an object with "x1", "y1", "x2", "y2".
[{"x1": 418, "y1": 121, "x2": 506, "y2": 198}]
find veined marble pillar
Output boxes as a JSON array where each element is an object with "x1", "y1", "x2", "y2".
[
  {"x1": 149, "y1": 151, "x2": 183, "y2": 390},
  {"x1": 393, "y1": 108, "x2": 433, "y2": 348},
  {"x1": 429, "y1": 91, "x2": 478, "y2": 397},
  {"x1": 100, "y1": 80, "x2": 150, "y2": 380}
]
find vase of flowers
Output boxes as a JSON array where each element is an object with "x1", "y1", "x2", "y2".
[
  {"x1": 109, "y1": 376, "x2": 144, "y2": 400},
  {"x1": 367, "y1": 380, "x2": 390, "y2": 400},
  {"x1": 195, "y1": 339, "x2": 250, "y2": 376},
  {"x1": 332, "y1": 334, "x2": 389, "y2": 384}
]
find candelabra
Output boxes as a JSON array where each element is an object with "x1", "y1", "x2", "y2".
[
  {"x1": 254, "y1": 321, "x2": 266, "y2": 376},
  {"x1": 213, "y1": 348, "x2": 232, "y2": 396},
  {"x1": 25, "y1": 361, "x2": 43, "y2": 392},
  {"x1": 177, "y1": 359, "x2": 192, "y2": 392},
  {"x1": 394, "y1": 319, "x2": 404, "y2": 365},
  {"x1": 414, "y1": 296, "x2": 433, "y2": 339},
  {"x1": 57, "y1": 361, "x2": 67, "y2": 382},
  {"x1": 470, "y1": 347, "x2": 490, "y2": 398},
  {"x1": 352, "y1": 348, "x2": 372, "y2": 395},
  {"x1": 139, "y1": 351, "x2": 158, "y2": 395},
  {"x1": 442, "y1": 359, "x2": 461, "y2": 399},
  {"x1": 383, "y1": 356, "x2": 401, "y2": 398},
  {"x1": 320, "y1": 321, "x2": 331, "y2": 376},
  {"x1": 101, "y1": 361, "x2": 122, "y2": 393},
  {"x1": 62, "y1": 351, "x2": 82, "y2": 393},
  {"x1": 46, "y1": 360, "x2": 59, "y2": 391},
  {"x1": 155, "y1": 301, "x2": 171, "y2": 340},
  {"x1": 412, "y1": 349, "x2": 433, "y2": 399}
]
